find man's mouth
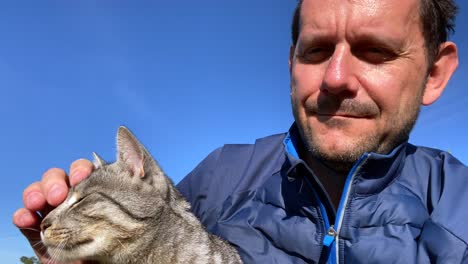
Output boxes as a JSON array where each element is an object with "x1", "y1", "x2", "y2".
[{"x1": 315, "y1": 112, "x2": 372, "y2": 119}]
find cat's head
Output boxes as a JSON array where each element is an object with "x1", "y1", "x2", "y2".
[{"x1": 40, "y1": 126, "x2": 178, "y2": 262}]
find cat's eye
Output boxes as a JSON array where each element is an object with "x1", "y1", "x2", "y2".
[{"x1": 68, "y1": 194, "x2": 87, "y2": 209}]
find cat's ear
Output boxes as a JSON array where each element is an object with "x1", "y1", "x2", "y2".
[
  {"x1": 92, "y1": 152, "x2": 106, "y2": 169},
  {"x1": 116, "y1": 126, "x2": 145, "y2": 178},
  {"x1": 116, "y1": 126, "x2": 167, "y2": 186}
]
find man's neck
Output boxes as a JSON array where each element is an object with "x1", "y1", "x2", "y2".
[{"x1": 301, "y1": 151, "x2": 349, "y2": 210}]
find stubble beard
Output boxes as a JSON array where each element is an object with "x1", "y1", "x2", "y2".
[{"x1": 292, "y1": 87, "x2": 424, "y2": 173}]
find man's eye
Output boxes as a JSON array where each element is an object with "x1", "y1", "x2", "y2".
[
  {"x1": 297, "y1": 47, "x2": 333, "y2": 63},
  {"x1": 357, "y1": 47, "x2": 397, "y2": 64}
]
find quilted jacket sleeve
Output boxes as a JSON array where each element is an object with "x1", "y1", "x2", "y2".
[
  {"x1": 176, "y1": 147, "x2": 223, "y2": 224},
  {"x1": 417, "y1": 152, "x2": 468, "y2": 263},
  {"x1": 417, "y1": 219, "x2": 467, "y2": 263}
]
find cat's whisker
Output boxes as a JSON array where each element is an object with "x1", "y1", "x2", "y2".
[
  {"x1": 44, "y1": 248, "x2": 55, "y2": 264},
  {"x1": 44, "y1": 251, "x2": 54, "y2": 264},
  {"x1": 31, "y1": 239, "x2": 45, "y2": 248},
  {"x1": 50, "y1": 240, "x2": 66, "y2": 264},
  {"x1": 19, "y1": 227, "x2": 41, "y2": 233},
  {"x1": 117, "y1": 238, "x2": 128, "y2": 252},
  {"x1": 46, "y1": 238, "x2": 61, "y2": 264},
  {"x1": 58, "y1": 237, "x2": 69, "y2": 261}
]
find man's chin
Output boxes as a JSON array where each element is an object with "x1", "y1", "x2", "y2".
[
  {"x1": 305, "y1": 134, "x2": 378, "y2": 172},
  {"x1": 310, "y1": 147, "x2": 363, "y2": 172},
  {"x1": 296, "y1": 119, "x2": 381, "y2": 169}
]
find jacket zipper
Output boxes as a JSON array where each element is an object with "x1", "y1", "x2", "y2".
[
  {"x1": 328, "y1": 153, "x2": 370, "y2": 264},
  {"x1": 323, "y1": 225, "x2": 337, "y2": 246}
]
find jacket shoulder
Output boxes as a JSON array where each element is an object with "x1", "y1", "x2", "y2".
[
  {"x1": 409, "y1": 145, "x2": 468, "y2": 244},
  {"x1": 176, "y1": 132, "x2": 287, "y2": 222}
]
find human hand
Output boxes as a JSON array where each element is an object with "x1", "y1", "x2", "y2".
[{"x1": 13, "y1": 159, "x2": 94, "y2": 264}]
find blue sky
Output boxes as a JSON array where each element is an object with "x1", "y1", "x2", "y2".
[{"x1": 1, "y1": 1, "x2": 467, "y2": 261}]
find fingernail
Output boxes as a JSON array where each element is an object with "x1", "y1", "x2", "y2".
[
  {"x1": 48, "y1": 184, "x2": 65, "y2": 201},
  {"x1": 27, "y1": 192, "x2": 43, "y2": 207},
  {"x1": 19, "y1": 213, "x2": 30, "y2": 226}
]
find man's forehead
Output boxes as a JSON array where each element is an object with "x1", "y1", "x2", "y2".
[
  {"x1": 299, "y1": 0, "x2": 422, "y2": 37},
  {"x1": 300, "y1": 0, "x2": 420, "y2": 21}
]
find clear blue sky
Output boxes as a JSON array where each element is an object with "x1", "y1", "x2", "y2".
[{"x1": 1, "y1": 1, "x2": 467, "y2": 261}]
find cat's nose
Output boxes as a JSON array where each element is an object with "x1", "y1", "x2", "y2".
[{"x1": 40, "y1": 217, "x2": 51, "y2": 232}]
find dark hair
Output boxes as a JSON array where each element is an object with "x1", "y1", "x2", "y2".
[{"x1": 291, "y1": 0, "x2": 458, "y2": 68}]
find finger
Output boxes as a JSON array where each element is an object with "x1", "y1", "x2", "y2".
[
  {"x1": 41, "y1": 168, "x2": 69, "y2": 207},
  {"x1": 23, "y1": 182, "x2": 47, "y2": 212},
  {"x1": 69, "y1": 159, "x2": 93, "y2": 186},
  {"x1": 13, "y1": 208, "x2": 50, "y2": 261},
  {"x1": 13, "y1": 208, "x2": 41, "y2": 228}
]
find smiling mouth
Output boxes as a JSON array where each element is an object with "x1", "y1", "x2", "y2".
[{"x1": 315, "y1": 113, "x2": 371, "y2": 119}]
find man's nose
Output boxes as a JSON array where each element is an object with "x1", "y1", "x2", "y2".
[{"x1": 321, "y1": 45, "x2": 359, "y2": 96}]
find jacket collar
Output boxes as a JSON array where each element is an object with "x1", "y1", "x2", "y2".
[{"x1": 283, "y1": 123, "x2": 408, "y2": 195}]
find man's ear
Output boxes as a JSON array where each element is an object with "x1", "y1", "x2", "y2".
[
  {"x1": 289, "y1": 45, "x2": 295, "y2": 74},
  {"x1": 422, "y1": 41, "x2": 458, "y2": 106}
]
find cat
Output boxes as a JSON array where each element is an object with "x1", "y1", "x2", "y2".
[{"x1": 40, "y1": 126, "x2": 242, "y2": 264}]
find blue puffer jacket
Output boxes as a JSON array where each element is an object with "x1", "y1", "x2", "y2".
[{"x1": 176, "y1": 125, "x2": 468, "y2": 263}]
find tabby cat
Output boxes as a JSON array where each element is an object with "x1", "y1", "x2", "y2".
[{"x1": 40, "y1": 127, "x2": 242, "y2": 264}]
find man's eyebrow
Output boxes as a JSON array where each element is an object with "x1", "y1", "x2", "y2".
[
  {"x1": 297, "y1": 32, "x2": 336, "y2": 46},
  {"x1": 297, "y1": 30, "x2": 404, "y2": 45},
  {"x1": 349, "y1": 33, "x2": 406, "y2": 49}
]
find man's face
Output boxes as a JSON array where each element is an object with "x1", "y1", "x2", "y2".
[{"x1": 290, "y1": 0, "x2": 430, "y2": 168}]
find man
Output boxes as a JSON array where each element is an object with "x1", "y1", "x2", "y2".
[{"x1": 14, "y1": 0, "x2": 467, "y2": 263}]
